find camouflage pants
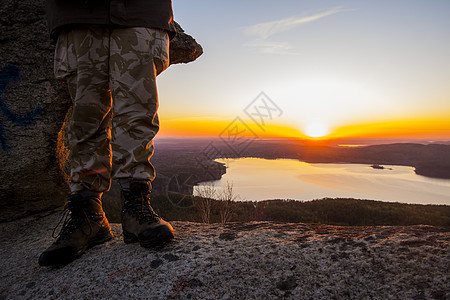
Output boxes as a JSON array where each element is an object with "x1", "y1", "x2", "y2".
[{"x1": 54, "y1": 27, "x2": 169, "y2": 193}]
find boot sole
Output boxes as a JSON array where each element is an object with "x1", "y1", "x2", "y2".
[
  {"x1": 39, "y1": 228, "x2": 113, "y2": 267},
  {"x1": 123, "y1": 229, "x2": 174, "y2": 248},
  {"x1": 73, "y1": 228, "x2": 114, "y2": 261},
  {"x1": 83, "y1": 228, "x2": 114, "y2": 253},
  {"x1": 123, "y1": 229, "x2": 139, "y2": 244}
]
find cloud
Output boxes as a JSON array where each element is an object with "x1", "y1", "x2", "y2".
[
  {"x1": 243, "y1": 7, "x2": 355, "y2": 54},
  {"x1": 244, "y1": 8, "x2": 354, "y2": 39},
  {"x1": 244, "y1": 41, "x2": 300, "y2": 55}
]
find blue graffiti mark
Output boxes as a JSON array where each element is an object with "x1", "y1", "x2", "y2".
[{"x1": 0, "y1": 64, "x2": 42, "y2": 151}]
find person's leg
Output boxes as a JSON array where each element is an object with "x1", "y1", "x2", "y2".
[
  {"x1": 109, "y1": 27, "x2": 173, "y2": 247},
  {"x1": 39, "y1": 27, "x2": 113, "y2": 266},
  {"x1": 109, "y1": 28, "x2": 163, "y2": 183},
  {"x1": 65, "y1": 29, "x2": 113, "y2": 194}
]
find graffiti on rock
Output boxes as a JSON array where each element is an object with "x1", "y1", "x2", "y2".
[{"x1": 0, "y1": 64, "x2": 41, "y2": 151}]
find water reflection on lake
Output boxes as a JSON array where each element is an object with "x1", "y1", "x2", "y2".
[{"x1": 197, "y1": 158, "x2": 450, "y2": 205}]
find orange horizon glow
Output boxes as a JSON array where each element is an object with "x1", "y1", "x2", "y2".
[
  {"x1": 327, "y1": 118, "x2": 450, "y2": 140},
  {"x1": 159, "y1": 119, "x2": 305, "y2": 138},
  {"x1": 158, "y1": 116, "x2": 450, "y2": 141}
]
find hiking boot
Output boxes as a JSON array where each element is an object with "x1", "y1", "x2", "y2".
[
  {"x1": 121, "y1": 181, "x2": 174, "y2": 248},
  {"x1": 38, "y1": 193, "x2": 113, "y2": 266}
]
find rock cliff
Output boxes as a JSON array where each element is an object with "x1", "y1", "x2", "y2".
[
  {"x1": 0, "y1": 214, "x2": 448, "y2": 299},
  {"x1": 0, "y1": 0, "x2": 202, "y2": 222}
]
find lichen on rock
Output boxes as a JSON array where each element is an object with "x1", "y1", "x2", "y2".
[{"x1": 0, "y1": 215, "x2": 448, "y2": 299}]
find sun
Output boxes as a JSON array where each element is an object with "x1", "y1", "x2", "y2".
[{"x1": 304, "y1": 122, "x2": 330, "y2": 138}]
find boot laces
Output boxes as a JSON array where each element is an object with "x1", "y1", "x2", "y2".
[
  {"x1": 52, "y1": 199, "x2": 93, "y2": 241},
  {"x1": 123, "y1": 189, "x2": 160, "y2": 224}
]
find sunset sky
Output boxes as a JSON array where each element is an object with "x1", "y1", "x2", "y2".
[{"x1": 157, "y1": 0, "x2": 450, "y2": 141}]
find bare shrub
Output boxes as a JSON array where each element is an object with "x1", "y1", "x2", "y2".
[
  {"x1": 218, "y1": 181, "x2": 236, "y2": 224},
  {"x1": 194, "y1": 183, "x2": 216, "y2": 223}
]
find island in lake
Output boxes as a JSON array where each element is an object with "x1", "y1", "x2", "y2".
[{"x1": 370, "y1": 164, "x2": 392, "y2": 170}]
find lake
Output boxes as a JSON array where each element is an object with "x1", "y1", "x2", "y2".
[{"x1": 195, "y1": 158, "x2": 450, "y2": 205}]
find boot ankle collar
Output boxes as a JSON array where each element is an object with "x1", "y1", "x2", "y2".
[{"x1": 71, "y1": 189, "x2": 103, "y2": 199}]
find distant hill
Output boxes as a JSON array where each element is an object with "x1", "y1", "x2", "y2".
[{"x1": 295, "y1": 143, "x2": 450, "y2": 179}]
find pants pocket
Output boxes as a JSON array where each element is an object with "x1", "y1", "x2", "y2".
[
  {"x1": 151, "y1": 29, "x2": 170, "y2": 76},
  {"x1": 54, "y1": 31, "x2": 77, "y2": 80},
  {"x1": 154, "y1": 56, "x2": 169, "y2": 76}
]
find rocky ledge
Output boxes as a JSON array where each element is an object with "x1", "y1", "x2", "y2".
[{"x1": 0, "y1": 214, "x2": 448, "y2": 299}]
